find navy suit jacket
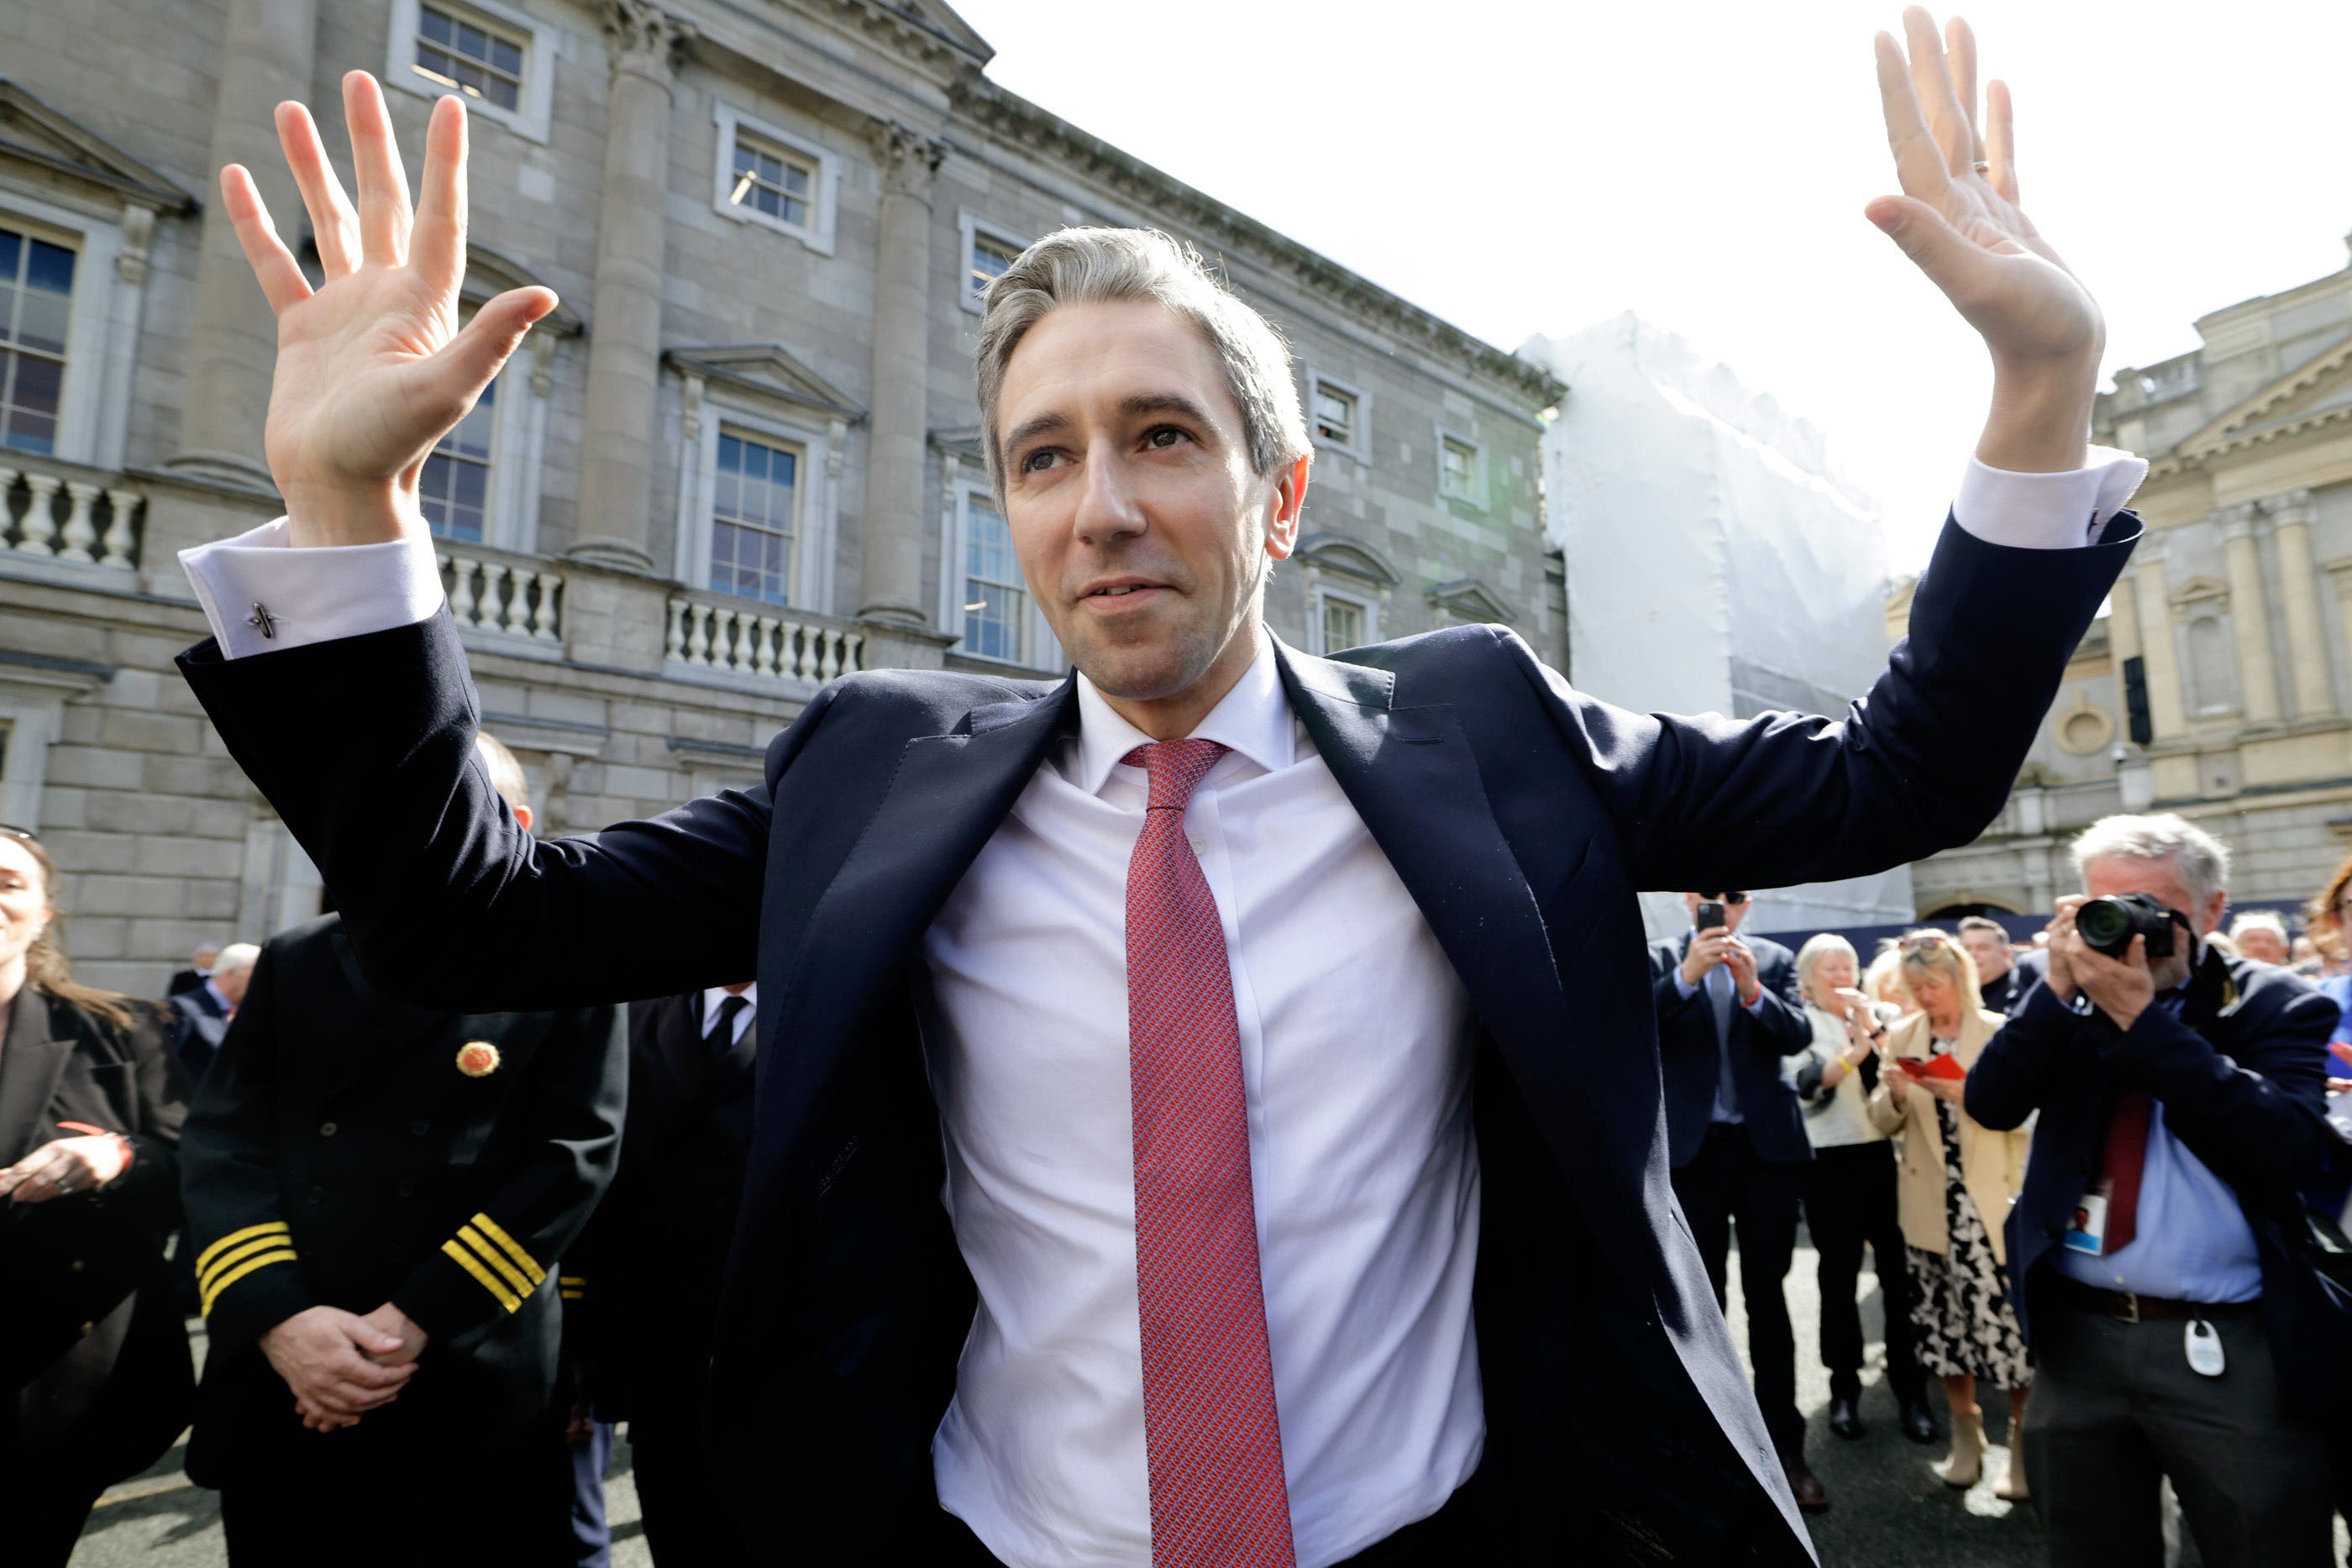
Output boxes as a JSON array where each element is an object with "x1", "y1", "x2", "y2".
[
  {"x1": 1966, "y1": 952, "x2": 2339, "y2": 1397},
  {"x1": 1648, "y1": 933, "x2": 1812, "y2": 1167},
  {"x1": 176, "y1": 512, "x2": 2134, "y2": 1563}
]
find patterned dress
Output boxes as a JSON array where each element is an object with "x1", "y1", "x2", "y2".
[{"x1": 1904, "y1": 1036, "x2": 2033, "y2": 1384}]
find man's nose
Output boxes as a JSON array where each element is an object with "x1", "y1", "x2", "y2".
[{"x1": 1071, "y1": 443, "x2": 1146, "y2": 548}]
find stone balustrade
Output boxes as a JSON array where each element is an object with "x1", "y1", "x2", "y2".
[
  {"x1": 438, "y1": 543, "x2": 564, "y2": 643},
  {"x1": 664, "y1": 592, "x2": 866, "y2": 684},
  {"x1": 0, "y1": 454, "x2": 144, "y2": 571}
]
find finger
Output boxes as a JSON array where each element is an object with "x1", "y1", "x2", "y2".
[
  {"x1": 1986, "y1": 79, "x2": 2019, "y2": 203},
  {"x1": 344, "y1": 71, "x2": 412, "y2": 266},
  {"x1": 410, "y1": 94, "x2": 470, "y2": 298},
  {"x1": 1873, "y1": 31, "x2": 1951, "y2": 204},
  {"x1": 1864, "y1": 193, "x2": 1995, "y2": 313},
  {"x1": 218, "y1": 165, "x2": 314, "y2": 315},
  {"x1": 1902, "y1": 8, "x2": 1973, "y2": 174},
  {"x1": 330, "y1": 1350, "x2": 413, "y2": 1389},
  {"x1": 327, "y1": 1379, "x2": 406, "y2": 1412},
  {"x1": 1945, "y1": 15, "x2": 1985, "y2": 165},
  {"x1": 435, "y1": 286, "x2": 559, "y2": 400},
  {"x1": 275, "y1": 102, "x2": 360, "y2": 277}
]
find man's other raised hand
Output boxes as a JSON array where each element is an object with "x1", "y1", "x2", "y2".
[
  {"x1": 1868, "y1": 10, "x2": 2104, "y2": 475},
  {"x1": 219, "y1": 73, "x2": 557, "y2": 548}
]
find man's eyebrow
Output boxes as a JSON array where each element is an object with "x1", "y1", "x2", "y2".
[
  {"x1": 1119, "y1": 392, "x2": 1218, "y2": 427},
  {"x1": 1002, "y1": 411, "x2": 1072, "y2": 458}
]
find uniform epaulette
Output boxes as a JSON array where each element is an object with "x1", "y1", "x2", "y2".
[
  {"x1": 439, "y1": 1211, "x2": 547, "y2": 1313},
  {"x1": 197, "y1": 1221, "x2": 299, "y2": 1319}
]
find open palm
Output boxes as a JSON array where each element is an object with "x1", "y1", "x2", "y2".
[
  {"x1": 1870, "y1": 9, "x2": 2103, "y2": 370},
  {"x1": 219, "y1": 72, "x2": 554, "y2": 543}
]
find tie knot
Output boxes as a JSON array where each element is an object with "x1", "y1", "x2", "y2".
[{"x1": 1122, "y1": 739, "x2": 1229, "y2": 812}]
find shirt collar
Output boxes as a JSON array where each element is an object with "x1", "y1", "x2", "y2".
[
  {"x1": 1071, "y1": 634, "x2": 1294, "y2": 798},
  {"x1": 700, "y1": 983, "x2": 756, "y2": 1035}
]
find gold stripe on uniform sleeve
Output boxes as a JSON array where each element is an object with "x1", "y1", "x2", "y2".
[
  {"x1": 200, "y1": 1248, "x2": 299, "y2": 1318},
  {"x1": 195, "y1": 1220, "x2": 289, "y2": 1277},
  {"x1": 441, "y1": 1239, "x2": 522, "y2": 1313},
  {"x1": 455, "y1": 1225, "x2": 534, "y2": 1298},
  {"x1": 467, "y1": 1213, "x2": 546, "y2": 1286},
  {"x1": 197, "y1": 1233, "x2": 296, "y2": 1297}
]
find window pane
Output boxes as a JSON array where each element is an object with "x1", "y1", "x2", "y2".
[
  {"x1": 710, "y1": 432, "x2": 798, "y2": 606},
  {"x1": 419, "y1": 7, "x2": 451, "y2": 42},
  {"x1": 8, "y1": 353, "x2": 61, "y2": 417},
  {"x1": 0, "y1": 283, "x2": 14, "y2": 347},
  {"x1": 17, "y1": 289, "x2": 68, "y2": 355},
  {"x1": 26, "y1": 239, "x2": 74, "y2": 295},
  {"x1": 492, "y1": 38, "x2": 522, "y2": 75},
  {"x1": 1322, "y1": 597, "x2": 1364, "y2": 653}
]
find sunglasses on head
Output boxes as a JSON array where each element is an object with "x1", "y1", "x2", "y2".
[
  {"x1": 1698, "y1": 892, "x2": 1751, "y2": 905},
  {"x1": 1900, "y1": 931, "x2": 1955, "y2": 952}
]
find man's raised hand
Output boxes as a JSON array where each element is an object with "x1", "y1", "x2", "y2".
[
  {"x1": 1868, "y1": 10, "x2": 2103, "y2": 474},
  {"x1": 219, "y1": 73, "x2": 557, "y2": 548}
]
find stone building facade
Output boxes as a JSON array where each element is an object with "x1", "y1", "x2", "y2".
[
  {"x1": 0, "y1": 0, "x2": 1564, "y2": 994},
  {"x1": 1901, "y1": 228, "x2": 2352, "y2": 917}
]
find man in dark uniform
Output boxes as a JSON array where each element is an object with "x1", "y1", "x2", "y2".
[
  {"x1": 572, "y1": 979, "x2": 757, "y2": 1565},
  {"x1": 179, "y1": 734, "x2": 626, "y2": 1566}
]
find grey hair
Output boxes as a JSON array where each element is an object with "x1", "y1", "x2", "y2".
[
  {"x1": 213, "y1": 941, "x2": 260, "y2": 977},
  {"x1": 2228, "y1": 910, "x2": 2287, "y2": 941},
  {"x1": 2070, "y1": 812, "x2": 2230, "y2": 909},
  {"x1": 974, "y1": 227, "x2": 1311, "y2": 502},
  {"x1": 1793, "y1": 931, "x2": 1858, "y2": 1008}
]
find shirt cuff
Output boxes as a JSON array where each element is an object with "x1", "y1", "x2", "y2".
[
  {"x1": 179, "y1": 517, "x2": 446, "y2": 658},
  {"x1": 1951, "y1": 447, "x2": 2149, "y2": 549},
  {"x1": 1673, "y1": 971, "x2": 1699, "y2": 1000}
]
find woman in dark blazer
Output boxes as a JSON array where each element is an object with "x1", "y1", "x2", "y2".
[{"x1": 0, "y1": 826, "x2": 195, "y2": 1564}]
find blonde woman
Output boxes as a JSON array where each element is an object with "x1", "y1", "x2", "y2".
[
  {"x1": 1789, "y1": 935, "x2": 1935, "y2": 1445},
  {"x1": 1866, "y1": 929, "x2": 2033, "y2": 1498}
]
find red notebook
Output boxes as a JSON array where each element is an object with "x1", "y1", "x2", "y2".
[{"x1": 1891, "y1": 1052, "x2": 1966, "y2": 1082}]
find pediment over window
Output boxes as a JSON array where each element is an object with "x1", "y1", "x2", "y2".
[
  {"x1": 929, "y1": 424, "x2": 987, "y2": 466},
  {"x1": 1426, "y1": 577, "x2": 1515, "y2": 625},
  {"x1": 0, "y1": 81, "x2": 197, "y2": 212},
  {"x1": 1295, "y1": 532, "x2": 1401, "y2": 589},
  {"x1": 463, "y1": 244, "x2": 582, "y2": 334},
  {"x1": 666, "y1": 344, "x2": 864, "y2": 422},
  {"x1": 2167, "y1": 573, "x2": 2230, "y2": 610}
]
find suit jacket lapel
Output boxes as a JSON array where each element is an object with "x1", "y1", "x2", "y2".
[
  {"x1": 756, "y1": 677, "x2": 1078, "y2": 1163},
  {"x1": 0, "y1": 988, "x2": 74, "y2": 1164}
]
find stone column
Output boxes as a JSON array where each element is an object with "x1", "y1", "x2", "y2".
[
  {"x1": 2132, "y1": 535, "x2": 2187, "y2": 740},
  {"x1": 568, "y1": 0, "x2": 690, "y2": 571},
  {"x1": 167, "y1": 0, "x2": 321, "y2": 488},
  {"x1": 2219, "y1": 505, "x2": 2282, "y2": 726},
  {"x1": 858, "y1": 123, "x2": 948, "y2": 627},
  {"x1": 2263, "y1": 488, "x2": 2337, "y2": 719}
]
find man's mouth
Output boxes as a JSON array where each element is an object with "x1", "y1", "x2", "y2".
[{"x1": 1078, "y1": 579, "x2": 1172, "y2": 611}]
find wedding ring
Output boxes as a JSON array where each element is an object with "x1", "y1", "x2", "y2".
[{"x1": 1973, "y1": 160, "x2": 1992, "y2": 173}]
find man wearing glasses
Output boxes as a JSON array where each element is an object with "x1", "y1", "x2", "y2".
[{"x1": 1649, "y1": 891, "x2": 1821, "y2": 1506}]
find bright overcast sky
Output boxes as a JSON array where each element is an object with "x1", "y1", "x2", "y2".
[{"x1": 954, "y1": 0, "x2": 2352, "y2": 574}]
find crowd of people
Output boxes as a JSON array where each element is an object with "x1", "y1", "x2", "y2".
[
  {"x1": 1669, "y1": 819, "x2": 2352, "y2": 1563},
  {"x1": 6, "y1": 799, "x2": 2351, "y2": 1564}
]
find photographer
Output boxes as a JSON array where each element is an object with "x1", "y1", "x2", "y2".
[{"x1": 1967, "y1": 814, "x2": 2339, "y2": 1568}]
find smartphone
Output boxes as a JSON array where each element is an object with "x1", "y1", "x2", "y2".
[{"x1": 1695, "y1": 899, "x2": 1727, "y2": 932}]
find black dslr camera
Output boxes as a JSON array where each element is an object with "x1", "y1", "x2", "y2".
[{"x1": 2075, "y1": 892, "x2": 2180, "y2": 961}]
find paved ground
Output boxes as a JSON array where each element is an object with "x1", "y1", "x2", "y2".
[{"x1": 66, "y1": 1236, "x2": 2347, "y2": 1565}]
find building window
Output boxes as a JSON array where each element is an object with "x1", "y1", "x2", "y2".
[
  {"x1": 0, "y1": 223, "x2": 74, "y2": 456},
  {"x1": 1307, "y1": 582, "x2": 1378, "y2": 656},
  {"x1": 711, "y1": 104, "x2": 838, "y2": 254},
  {"x1": 960, "y1": 493, "x2": 1028, "y2": 663},
  {"x1": 1439, "y1": 433, "x2": 1481, "y2": 503},
  {"x1": 1320, "y1": 592, "x2": 1365, "y2": 653},
  {"x1": 957, "y1": 213, "x2": 1028, "y2": 315},
  {"x1": 710, "y1": 428, "x2": 799, "y2": 606},
  {"x1": 420, "y1": 374, "x2": 496, "y2": 543},
  {"x1": 727, "y1": 135, "x2": 817, "y2": 230},
  {"x1": 1313, "y1": 382, "x2": 1357, "y2": 448},
  {"x1": 412, "y1": 2, "x2": 524, "y2": 112}
]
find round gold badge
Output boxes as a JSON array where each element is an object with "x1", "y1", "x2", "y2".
[{"x1": 455, "y1": 1041, "x2": 501, "y2": 1078}]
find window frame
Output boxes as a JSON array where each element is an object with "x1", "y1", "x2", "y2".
[
  {"x1": 386, "y1": 0, "x2": 555, "y2": 145},
  {"x1": 674, "y1": 391, "x2": 839, "y2": 614},
  {"x1": 1303, "y1": 367, "x2": 1371, "y2": 464},
  {"x1": 418, "y1": 370, "x2": 501, "y2": 546},
  {"x1": 1307, "y1": 580, "x2": 1378, "y2": 657},
  {"x1": 712, "y1": 102, "x2": 840, "y2": 256},
  {"x1": 937, "y1": 467, "x2": 1062, "y2": 670},
  {"x1": 705, "y1": 422, "x2": 806, "y2": 609},
  {"x1": 0, "y1": 196, "x2": 128, "y2": 473},
  {"x1": 1436, "y1": 427, "x2": 1487, "y2": 510},
  {"x1": 956, "y1": 211, "x2": 1029, "y2": 315}
]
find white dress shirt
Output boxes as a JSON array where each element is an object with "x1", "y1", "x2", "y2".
[
  {"x1": 176, "y1": 445, "x2": 2145, "y2": 1565},
  {"x1": 698, "y1": 982, "x2": 756, "y2": 1043}
]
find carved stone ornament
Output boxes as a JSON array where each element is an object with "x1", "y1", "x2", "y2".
[
  {"x1": 605, "y1": 0, "x2": 690, "y2": 79},
  {"x1": 874, "y1": 122, "x2": 948, "y2": 197}
]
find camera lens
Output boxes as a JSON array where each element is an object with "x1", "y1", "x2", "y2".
[{"x1": 2076, "y1": 897, "x2": 2131, "y2": 952}]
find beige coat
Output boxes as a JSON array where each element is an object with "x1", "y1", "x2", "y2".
[{"x1": 1865, "y1": 1008, "x2": 2032, "y2": 1267}]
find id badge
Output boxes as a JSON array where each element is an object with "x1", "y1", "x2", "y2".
[
  {"x1": 2185, "y1": 1320, "x2": 2226, "y2": 1378},
  {"x1": 2064, "y1": 1184, "x2": 2112, "y2": 1256}
]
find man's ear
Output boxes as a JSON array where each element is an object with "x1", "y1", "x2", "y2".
[
  {"x1": 1263, "y1": 453, "x2": 1310, "y2": 562},
  {"x1": 513, "y1": 805, "x2": 535, "y2": 834}
]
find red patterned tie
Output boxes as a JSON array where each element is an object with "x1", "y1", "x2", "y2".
[
  {"x1": 1123, "y1": 741, "x2": 1296, "y2": 1568},
  {"x1": 2096, "y1": 1085, "x2": 2154, "y2": 1254}
]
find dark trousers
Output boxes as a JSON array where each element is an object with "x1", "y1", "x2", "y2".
[
  {"x1": 2029, "y1": 1282, "x2": 2331, "y2": 1568},
  {"x1": 1671, "y1": 1121, "x2": 1807, "y2": 1454},
  {"x1": 1803, "y1": 1138, "x2": 1924, "y2": 1404},
  {"x1": 629, "y1": 1418, "x2": 753, "y2": 1566},
  {"x1": 220, "y1": 1413, "x2": 584, "y2": 1568},
  {"x1": 934, "y1": 1477, "x2": 1478, "y2": 1565},
  {"x1": 5, "y1": 1484, "x2": 99, "y2": 1568}
]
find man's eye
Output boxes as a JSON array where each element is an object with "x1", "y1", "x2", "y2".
[
  {"x1": 1145, "y1": 426, "x2": 1188, "y2": 448},
  {"x1": 1021, "y1": 448, "x2": 1060, "y2": 473}
]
